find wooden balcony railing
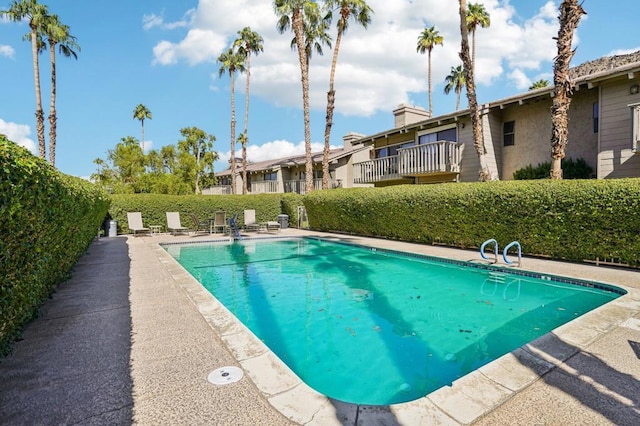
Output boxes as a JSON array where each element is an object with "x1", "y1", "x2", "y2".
[
  {"x1": 284, "y1": 179, "x2": 339, "y2": 194},
  {"x1": 251, "y1": 180, "x2": 279, "y2": 194},
  {"x1": 354, "y1": 141, "x2": 460, "y2": 184}
]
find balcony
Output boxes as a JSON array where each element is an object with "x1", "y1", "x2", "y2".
[
  {"x1": 201, "y1": 185, "x2": 232, "y2": 195},
  {"x1": 251, "y1": 180, "x2": 279, "y2": 194},
  {"x1": 354, "y1": 141, "x2": 461, "y2": 184},
  {"x1": 284, "y1": 179, "x2": 339, "y2": 194}
]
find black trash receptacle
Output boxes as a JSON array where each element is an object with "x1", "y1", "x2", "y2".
[{"x1": 277, "y1": 214, "x2": 289, "y2": 229}]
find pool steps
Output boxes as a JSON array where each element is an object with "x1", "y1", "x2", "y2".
[{"x1": 481, "y1": 238, "x2": 522, "y2": 267}]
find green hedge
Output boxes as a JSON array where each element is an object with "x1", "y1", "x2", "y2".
[
  {"x1": 303, "y1": 180, "x2": 640, "y2": 267},
  {"x1": 1, "y1": 137, "x2": 110, "y2": 356},
  {"x1": 108, "y1": 193, "x2": 291, "y2": 234}
]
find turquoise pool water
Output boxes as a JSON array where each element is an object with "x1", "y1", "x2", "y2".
[{"x1": 164, "y1": 238, "x2": 623, "y2": 405}]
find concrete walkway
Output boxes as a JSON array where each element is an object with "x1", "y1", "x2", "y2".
[{"x1": 1, "y1": 230, "x2": 639, "y2": 425}]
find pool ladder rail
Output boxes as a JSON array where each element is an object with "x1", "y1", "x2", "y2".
[{"x1": 480, "y1": 239, "x2": 522, "y2": 267}]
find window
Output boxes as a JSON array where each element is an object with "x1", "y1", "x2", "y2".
[
  {"x1": 503, "y1": 121, "x2": 515, "y2": 146},
  {"x1": 264, "y1": 172, "x2": 277, "y2": 181},
  {"x1": 418, "y1": 127, "x2": 457, "y2": 145},
  {"x1": 593, "y1": 102, "x2": 599, "y2": 133}
]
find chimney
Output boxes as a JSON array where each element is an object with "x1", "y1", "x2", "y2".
[
  {"x1": 342, "y1": 132, "x2": 365, "y2": 150},
  {"x1": 393, "y1": 104, "x2": 431, "y2": 128}
]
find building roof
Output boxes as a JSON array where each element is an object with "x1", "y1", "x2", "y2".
[
  {"x1": 216, "y1": 147, "x2": 347, "y2": 177},
  {"x1": 356, "y1": 51, "x2": 640, "y2": 145}
]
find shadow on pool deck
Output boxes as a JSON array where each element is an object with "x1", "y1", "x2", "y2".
[{"x1": 0, "y1": 237, "x2": 134, "y2": 425}]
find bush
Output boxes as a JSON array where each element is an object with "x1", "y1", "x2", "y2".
[
  {"x1": 303, "y1": 179, "x2": 640, "y2": 267},
  {"x1": 1, "y1": 137, "x2": 110, "y2": 356},
  {"x1": 513, "y1": 157, "x2": 594, "y2": 180},
  {"x1": 108, "y1": 193, "x2": 289, "y2": 234}
]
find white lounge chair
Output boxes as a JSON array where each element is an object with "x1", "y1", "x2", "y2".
[
  {"x1": 127, "y1": 212, "x2": 150, "y2": 236},
  {"x1": 212, "y1": 211, "x2": 228, "y2": 234},
  {"x1": 166, "y1": 212, "x2": 188, "y2": 235},
  {"x1": 243, "y1": 209, "x2": 261, "y2": 232}
]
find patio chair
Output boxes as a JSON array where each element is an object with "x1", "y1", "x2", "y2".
[
  {"x1": 127, "y1": 212, "x2": 150, "y2": 235},
  {"x1": 243, "y1": 209, "x2": 261, "y2": 232},
  {"x1": 212, "y1": 211, "x2": 228, "y2": 234},
  {"x1": 190, "y1": 213, "x2": 209, "y2": 235},
  {"x1": 166, "y1": 212, "x2": 188, "y2": 235}
]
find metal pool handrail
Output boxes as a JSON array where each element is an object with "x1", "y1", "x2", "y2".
[{"x1": 480, "y1": 238, "x2": 499, "y2": 263}]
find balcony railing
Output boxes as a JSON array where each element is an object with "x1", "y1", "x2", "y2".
[
  {"x1": 354, "y1": 141, "x2": 460, "y2": 184},
  {"x1": 284, "y1": 179, "x2": 339, "y2": 194},
  {"x1": 251, "y1": 180, "x2": 279, "y2": 194},
  {"x1": 202, "y1": 185, "x2": 232, "y2": 195}
]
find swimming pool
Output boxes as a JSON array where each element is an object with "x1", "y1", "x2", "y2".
[{"x1": 164, "y1": 237, "x2": 624, "y2": 405}]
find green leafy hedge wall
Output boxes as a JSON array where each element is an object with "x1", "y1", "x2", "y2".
[
  {"x1": 0, "y1": 137, "x2": 110, "y2": 356},
  {"x1": 108, "y1": 193, "x2": 288, "y2": 234},
  {"x1": 303, "y1": 180, "x2": 640, "y2": 267}
]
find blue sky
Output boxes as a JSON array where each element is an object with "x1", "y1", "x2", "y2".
[{"x1": 1, "y1": 0, "x2": 638, "y2": 179}]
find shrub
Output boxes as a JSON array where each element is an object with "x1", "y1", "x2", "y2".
[
  {"x1": 1, "y1": 137, "x2": 110, "y2": 356},
  {"x1": 513, "y1": 157, "x2": 594, "y2": 180},
  {"x1": 303, "y1": 180, "x2": 640, "y2": 267}
]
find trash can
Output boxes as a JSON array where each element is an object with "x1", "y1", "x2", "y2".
[
  {"x1": 277, "y1": 214, "x2": 289, "y2": 229},
  {"x1": 108, "y1": 220, "x2": 117, "y2": 237}
]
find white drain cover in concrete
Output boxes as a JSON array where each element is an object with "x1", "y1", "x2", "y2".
[{"x1": 207, "y1": 366, "x2": 244, "y2": 385}]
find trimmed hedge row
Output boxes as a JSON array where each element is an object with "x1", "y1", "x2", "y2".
[
  {"x1": 303, "y1": 179, "x2": 640, "y2": 267},
  {"x1": 108, "y1": 192, "x2": 298, "y2": 234},
  {"x1": 1, "y1": 138, "x2": 110, "y2": 356}
]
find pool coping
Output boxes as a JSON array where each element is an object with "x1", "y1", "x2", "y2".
[{"x1": 153, "y1": 230, "x2": 640, "y2": 425}]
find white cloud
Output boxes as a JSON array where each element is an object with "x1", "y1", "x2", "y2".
[
  {"x1": 216, "y1": 138, "x2": 339, "y2": 165},
  {"x1": 507, "y1": 69, "x2": 532, "y2": 91},
  {"x1": 140, "y1": 140, "x2": 153, "y2": 152},
  {"x1": 0, "y1": 119, "x2": 36, "y2": 154},
  {"x1": 149, "y1": 0, "x2": 561, "y2": 116},
  {"x1": 608, "y1": 47, "x2": 640, "y2": 56},
  {"x1": 143, "y1": 10, "x2": 194, "y2": 31},
  {"x1": 0, "y1": 44, "x2": 15, "y2": 58}
]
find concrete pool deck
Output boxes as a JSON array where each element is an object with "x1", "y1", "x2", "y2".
[{"x1": 1, "y1": 229, "x2": 639, "y2": 425}]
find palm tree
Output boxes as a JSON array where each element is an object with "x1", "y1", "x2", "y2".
[
  {"x1": 529, "y1": 79, "x2": 550, "y2": 90},
  {"x1": 41, "y1": 14, "x2": 79, "y2": 167},
  {"x1": 236, "y1": 133, "x2": 249, "y2": 194},
  {"x1": 132, "y1": 104, "x2": 152, "y2": 153},
  {"x1": 550, "y1": 0, "x2": 585, "y2": 179},
  {"x1": 1, "y1": 0, "x2": 49, "y2": 159},
  {"x1": 416, "y1": 25, "x2": 443, "y2": 114},
  {"x1": 321, "y1": 0, "x2": 373, "y2": 189},
  {"x1": 466, "y1": 2, "x2": 490, "y2": 74},
  {"x1": 275, "y1": 0, "x2": 316, "y2": 194},
  {"x1": 444, "y1": 65, "x2": 465, "y2": 111},
  {"x1": 459, "y1": 0, "x2": 492, "y2": 181},
  {"x1": 234, "y1": 27, "x2": 263, "y2": 195},
  {"x1": 217, "y1": 47, "x2": 246, "y2": 194}
]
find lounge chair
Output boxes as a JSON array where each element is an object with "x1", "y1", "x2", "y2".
[
  {"x1": 243, "y1": 209, "x2": 261, "y2": 232},
  {"x1": 127, "y1": 212, "x2": 150, "y2": 235},
  {"x1": 190, "y1": 213, "x2": 209, "y2": 235},
  {"x1": 166, "y1": 212, "x2": 188, "y2": 235},
  {"x1": 212, "y1": 211, "x2": 228, "y2": 234}
]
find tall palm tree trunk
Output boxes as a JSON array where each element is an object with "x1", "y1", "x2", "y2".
[
  {"x1": 242, "y1": 54, "x2": 251, "y2": 195},
  {"x1": 550, "y1": 0, "x2": 585, "y2": 179},
  {"x1": 292, "y1": 8, "x2": 313, "y2": 194},
  {"x1": 48, "y1": 43, "x2": 57, "y2": 166},
  {"x1": 456, "y1": 89, "x2": 461, "y2": 111},
  {"x1": 459, "y1": 0, "x2": 491, "y2": 181},
  {"x1": 322, "y1": 24, "x2": 344, "y2": 190},
  {"x1": 427, "y1": 50, "x2": 433, "y2": 113},
  {"x1": 30, "y1": 26, "x2": 45, "y2": 159},
  {"x1": 471, "y1": 30, "x2": 476, "y2": 74},
  {"x1": 230, "y1": 72, "x2": 237, "y2": 194},
  {"x1": 140, "y1": 121, "x2": 145, "y2": 152}
]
